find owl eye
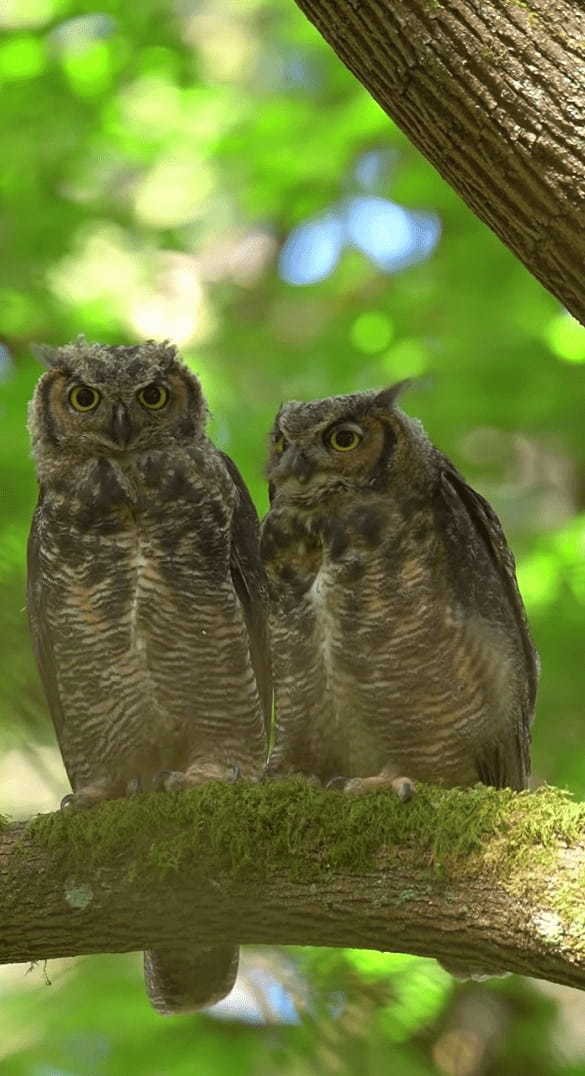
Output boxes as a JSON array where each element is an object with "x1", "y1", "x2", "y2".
[
  {"x1": 273, "y1": 433, "x2": 287, "y2": 454},
  {"x1": 138, "y1": 384, "x2": 169, "y2": 410},
  {"x1": 69, "y1": 385, "x2": 101, "y2": 412},
  {"x1": 328, "y1": 425, "x2": 363, "y2": 452}
]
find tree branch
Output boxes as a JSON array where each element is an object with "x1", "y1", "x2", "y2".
[
  {"x1": 1, "y1": 782, "x2": 584, "y2": 989},
  {"x1": 291, "y1": 0, "x2": 585, "y2": 325}
]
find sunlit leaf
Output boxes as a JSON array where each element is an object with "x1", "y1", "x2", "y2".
[
  {"x1": 60, "y1": 40, "x2": 114, "y2": 97},
  {"x1": 0, "y1": 35, "x2": 46, "y2": 80},
  {"x1": 351, "y1": 311, "x2": 395, "y2": 353},
  {"x1": 545, "y1": 311, "x2": 585, "y2": 363}
]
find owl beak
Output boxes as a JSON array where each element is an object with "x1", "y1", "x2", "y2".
[
  {"x1": 110, "y1": 402, "x2": 133, "y2": 447},
  {"x1": 285, "y1": 448, "x2": 314, "y2": 484}
]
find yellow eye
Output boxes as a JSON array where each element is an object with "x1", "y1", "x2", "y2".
[
  {"x1": 69, "y1": 385, "x2": 101, "y2": 412},
  {"x1": 329, "y1": 426, "x2": 362, "y2": 452},
  {"x1": 274, "y1": 434, "x2": 286, "y2": 454},
  {"x1": 138, "y1": 384, "x2": 168, "y2": 410}
]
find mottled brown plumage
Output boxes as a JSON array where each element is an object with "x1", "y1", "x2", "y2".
[
  {"x1": 262, "y1": 384, "x2": 537, "y2": 800},
  {"x1": 27, "y1": 337, "x2": 270, "y2": 1013}
]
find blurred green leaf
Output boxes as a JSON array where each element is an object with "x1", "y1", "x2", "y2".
[{"x1": 0, "y1": 35, "x2": 46, "y2": 81}]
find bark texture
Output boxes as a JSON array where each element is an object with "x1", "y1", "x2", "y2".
[
  {"x1": 291, "y1": 0, "x2": 585, "y2": 324},
  {"x1": 1, "y1": 782, "x2": 585, "y2": 991}
]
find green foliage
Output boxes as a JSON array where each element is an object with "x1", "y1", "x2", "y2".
[
  {"x1": 343, "y1": 951, "x2": 450, "y2": 1043},
  {"x1": 2, "y1": 0, "x2": 585, "y2": 1071}
]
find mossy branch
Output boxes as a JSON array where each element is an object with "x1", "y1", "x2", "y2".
[
  {"x1": 1, "y1": 781, "x2": 585, "y2": 989},
  {"x1": 290, "y1": 0, "x2": 585, "y2": 325}
]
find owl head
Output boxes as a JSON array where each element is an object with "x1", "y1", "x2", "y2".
[
  {"x1": 266, "y1": 382, "x2": 435, "y2": 506},
  {"x1": 28, "y1": 338, "x2": 207, "y2": 461}
]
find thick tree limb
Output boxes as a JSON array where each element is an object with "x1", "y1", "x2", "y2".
[
  {"x1": 291, "y1": 0, "x2": 585, "y2": 324},
  {"x1": 1, "y1": 782, "x2": 584, "y2": 990}
]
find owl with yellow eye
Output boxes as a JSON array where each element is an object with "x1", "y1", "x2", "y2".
[
  {"x1": 262, "y1": 384, "x2": 537, "y2": 799},
  {"x1": 27, "y1": 337, "x2": 270, "y2": 1013}
]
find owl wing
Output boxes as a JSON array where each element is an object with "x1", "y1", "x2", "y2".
[
  {"x1": 220, "y1": 452, "x2": 273, "y2": 732},
  {"x1": 437, "y1": 457, "x2": 538, "y2": 789},
  {"x1": 27, "y1": 495, "x2": 68, "y2": 755}
]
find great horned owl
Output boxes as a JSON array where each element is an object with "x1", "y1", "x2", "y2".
[
  {"x1": 27, "y1": 338, "x2": 270, "y2": 1013},
  {"x1": 262, "y1": 383, "x2": 537, "y2": 798}
]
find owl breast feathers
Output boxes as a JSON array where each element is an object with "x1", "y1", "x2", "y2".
[
  {"x1": 262, "y1": 382, "x2": 537, "y2": 797},
  {"x1": 27, "y1": 337, "x2": 270, "y2": 1012}
]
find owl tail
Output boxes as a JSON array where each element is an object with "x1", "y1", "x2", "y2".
[{"x1": 144, "y1": 944, "x2": 239, "y2": 1014}]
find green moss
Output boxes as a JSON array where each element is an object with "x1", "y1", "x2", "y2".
[
  {"x1": 13, "y1": 781, "x2": 584, "y2": 957},
  {"x1": 25, "y1": 780, "x2": 585, "y2": 892}
]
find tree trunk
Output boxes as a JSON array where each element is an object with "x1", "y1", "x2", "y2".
[
  {"x1": 1, "y1": 782, "x2": 584, "y2": 991},
  {"x1": 291, "y1": 0, "x2": 585, "y2": 325}
]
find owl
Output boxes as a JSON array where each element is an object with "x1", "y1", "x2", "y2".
[
  {"x1": 262, "y1": 383, "x2": 537, "y2": 799},
  {"x1": 27, "y1": 338, "x2": 270, "y2": 1013}
]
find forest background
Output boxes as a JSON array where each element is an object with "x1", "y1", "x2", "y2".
[{"x1": 1, "y1": 0, "x2": 585, "y2": 1073}]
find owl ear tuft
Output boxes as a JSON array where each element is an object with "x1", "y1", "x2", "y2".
[
  {"x1": 156, "y1": 340, "x2": 179, "y2": 371},
  {"x1": 133, "y1": 339, "x2": 178, "y2": 371},
  {"x1": 373, "y1": 379, "x2": 417, "y2": 412}
]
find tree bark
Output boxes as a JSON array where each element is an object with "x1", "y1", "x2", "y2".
[
  {"x1": 1, "y1": 782, "x2": 584, "y2": 991},
  {"x1": 291, "y1": 0, "x2": 585, "y2": 325}
]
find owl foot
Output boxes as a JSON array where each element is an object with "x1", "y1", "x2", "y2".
[
  {"x1": 327, "y1": 774, "x2": 415, "y2": 802},
  {"x1": 154, "y1": 764, "x2": 241, "y2": 791},
  {"x1": 153, "y1": 771, "x2": 188, "y2": 791},
  {"x1": 61, "y1": 774, "x2": 146, "y2": 809},
  {"x1": 60, "y1": 781, "x2": 115, "y2": 810},
  {"x1": 325, "y1": 776, "x2": 348, "y2": 792}
]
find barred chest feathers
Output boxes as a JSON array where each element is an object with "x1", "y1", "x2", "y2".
[
  {"x1": 27, "y1": 338, "x2": 271, "y2": 1015},
  {"x1": 263, "y1": 384, "x2": 536, "y2": 795}
]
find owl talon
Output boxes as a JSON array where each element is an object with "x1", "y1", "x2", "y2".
[
  {"x1": 152, "y1": 769, "x2": 171, "y2": 787},
  {"x1": 152, "y1": 769, "x2": 186, "y2": 791},
  {"x1": 60, "y1": 790, "x2": 103, "y2": 810},
  {"x1": 330, "y1": 774, "x2": 416, "y2": 800},
  {"x1": 392, "y1": 777, "x2": 415, "y2": 802},
  {"x1": 153, "y1": 764, "x2": 242, "y2": 791},
  {"x1": 326, "y1": 776, "x2": 349, "y2": 791}
]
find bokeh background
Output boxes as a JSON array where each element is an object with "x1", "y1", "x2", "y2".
[{"x1": 2, "y1": 1, "x2": 585, "y2": 1072}]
